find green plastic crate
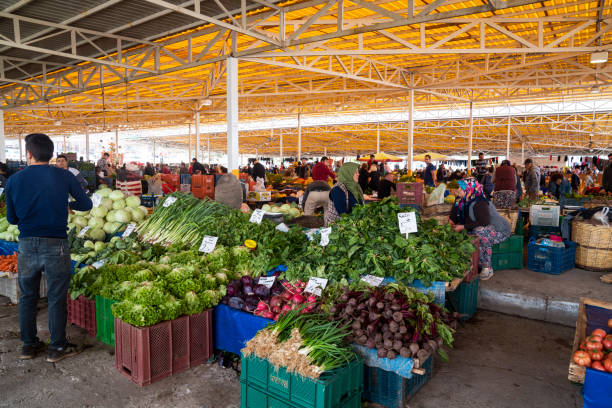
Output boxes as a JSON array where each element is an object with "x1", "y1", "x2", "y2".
[
  {"x1": 240, "y1": 355, "x2": 362, "y2": 408},
  {"x1": 446, "y1": 278, "x2": 479, "y2": 321},
  {"x1": 515, "y1": 216, "x2": 524, "y2": 236},
  {"x1": 492, "y1": 235, "x2": 523, "y2": 254},
  {"x1": 95, "y1": 296, "x2": 117, "y2": 346},
  {"x1": 240, "y1": 382, "x2": 361, "y2": 408},
  {"x1": 491, "y1": 250, "x2": 523, "y2": 271}
]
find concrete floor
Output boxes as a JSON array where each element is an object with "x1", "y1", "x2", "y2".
[{"x1": 0, "y1": 296, "x2": 582, "y2": 408}]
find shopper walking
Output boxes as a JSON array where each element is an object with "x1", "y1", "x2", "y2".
[
  {"x1": 324, "y1": 162, "x2": 364, "y2": 226},
  {"x1": 423, "y1": 155, "x2": 436, "y2": 187},
  {"x1": 524, "y1": 159, "x2": 539, "y2": 200},
  {"x1": 449, "y1": 179, "x2": 511, "y2": 281},
  {"x1": 492, "y1": 160, "x2": 516, "y2": 208},
  {"x1": 296, "y1": 158, "x2": 309, "y2": 179},
  {"x1": 6, "y1": 134, "x2": 92, "y2": 362},
  {"x1": 475, "y1": 153, "x2": 488, "y2": 183},
  {"x1": 570, "y1": 168, "x2": 581, "y2": 193}
]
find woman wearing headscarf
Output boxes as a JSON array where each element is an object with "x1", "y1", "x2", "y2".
[
  {"x1": 324, "y1": 162, "x2": 364, "y2": 226},
  {"x1": 449, "y1": 178, "x2": 511, "y2": 281}
]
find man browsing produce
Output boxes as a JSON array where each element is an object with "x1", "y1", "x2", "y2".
[{"x1": 5, "y1": 133, "x2": 92, "y2": 362}]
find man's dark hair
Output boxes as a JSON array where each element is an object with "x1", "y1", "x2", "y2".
[
  {"x1": 478, "y1": 152, "x2": 484, "y2": 157},
  {"x1": 103, "y1": 152, "x2": 110, "y2": 157},
  {"x1": 425, "y1": 154, "x2": 431, "y2": 160},
  {"x1": 192, "y1": 158, "x2": 197, "y2": 162},
  {"x1": 57, "y1": 154, "x2": 68, "y2": 161},
  {"x1": 370, "y1": 154, "x2": 375, "y2": 159},
  {"x1": 321, "y1": 156, "x2": 328, "y2": 162},
  {"x1": 524, "y1": 158, "x2": 533, "y2": 166},
  {"x1": 0, "y1": 163, "x2": 8, "y2": 174},
  {"x1": 608, "y1": 153, "x2": 612, "y2": 158},
  {"x1": 25, "y1": 133, "x2": 54, "y2": 162}
]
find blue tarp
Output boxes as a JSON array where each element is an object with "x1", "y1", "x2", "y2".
[
  {"x1": 584, "y1": 368, "x2": 612, "y2": 408},
  {"x1": 352, "y1": 344, "x2": 415, "y2": 379},
  {"x1": 214, "y1": 303, "x2": 273, "y2": 355},
  {"x1": 0, "y1": 240, "x2": 18, "y2": 256}
]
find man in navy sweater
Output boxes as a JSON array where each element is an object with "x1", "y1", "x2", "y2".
[{"x1": 6, "y1": 133, "x2": 92, "y2": 362}]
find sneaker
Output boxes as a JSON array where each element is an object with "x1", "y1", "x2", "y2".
[
  {"x1": 20, "y1": 341, "x2": 46, "y2": 360},
  {"x1": 46, "y1": 343, "x2": 80, "y2": 363},
  {"x1": 479, "y1": 268, "x2": 494, "y2": 281}
]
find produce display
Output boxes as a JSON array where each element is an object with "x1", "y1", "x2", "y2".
[
  {"x1": 0, "y1": 252, "x2": 18, "y2": 273},
  {"x1": 261, "y1": 203, "x2": 303, "y2": 221},
  {"x1": 320, "y1": 282, "x2": 456, "y2": 363},
  {"x1": 284, "y1": 198, "x2": 475, "y2": 285},
  {"x1": 243, "y1": 308, "x2": 356, "y2": 379},
  {"x1": 0, "y1": 218, "x2": 19, "y2": 241},
  {"x1": 573, "y1": 323, "x2": 612, "y2": 373}
]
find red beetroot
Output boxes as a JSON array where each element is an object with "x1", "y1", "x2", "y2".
[
  {"x1": 291, "y1": 294, "x2": 305, "y2": 304},
  {"x1": 262, "y1": 311, "x2": 274, "y2": 319},
  {"x1": 307, "y1": 295, "x2": 317, "y2": 303},
  {"x1": 256, "y1": 301, "x2": 268, "y2": 311},
  {"x1": 270, "y1": 295, "x2": 283, "y2": 308},
  {"x1": 282, "y1": 304, "x2": 293, "y2": 312}
]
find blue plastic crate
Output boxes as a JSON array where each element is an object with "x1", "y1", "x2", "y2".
[
  {"x1": 140, "y1": 194, "x2": 161, "y2": 208},
  {"x1": 362, "y1": 354, "x2": 433, "y2": 408},
  {"x1": 528, "y1": 224, "x2": 562, "y2": 239},
  {"x1": 527, "y1": 240, "x2": 577, "y2": 275}
]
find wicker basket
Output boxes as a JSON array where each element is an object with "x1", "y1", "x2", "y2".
[
  {"x1": 571, "y1": 219, "x2": 612, "y2": 272},
  {"x1": 583, "y1": 199, "x2": 612, "y2": 209},
  {"x1": 496, "y1": 208, "x2": 519, "y2": 233},
  {"x1": 421, "y1": 214, "x2": 450, "y2": 225},
  {"x1": 421, "y1": 203, "x2": 453, "y2": 216}
]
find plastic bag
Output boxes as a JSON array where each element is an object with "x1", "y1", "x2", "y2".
[
  {"x1": 426, "y1": 183, "x2": 447, "y2": 206},
  {"x1": 253, "y1": 177, "x2": 266, "y2": 192},
  {"x1": 592, "y1": 207, "x2": 610, "y2": 227}
]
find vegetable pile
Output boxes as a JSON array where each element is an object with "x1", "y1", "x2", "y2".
[
  {"x1": 0, "y1": 218, "x2": 19, "y2": 241},
  {"x1": 321, "y1": 282, "x2": 456, "y2": 364},
  {"x1": 243, "y1": 308, "x2": 356, "y2": 379},
  {"x1": 573, "y1": 321, "x2": 612, "y2": 373},
  {"x1": 284, "y1": 198, "x2": 475, "y2": 285},
  {"x1": 0, "y1": 252, "x2": 18, "y2": 273}
]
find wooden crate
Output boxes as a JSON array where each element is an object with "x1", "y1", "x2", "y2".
[{"x1": 568, "y1": 298, "x2": 612, "y2": 384}]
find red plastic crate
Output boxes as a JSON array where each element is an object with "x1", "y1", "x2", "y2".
[
  {"x1": 114, "y1": 309, "x2": 213, "y2": 386},
  {"x1": 464, "y1": 237, "x2": 480, "y2": 283},
  {"x1": 67, "y1": 294, "x2": 97, "y2": 337},
  {"x1": 161, "y1": 174, "x2": 180, "y2": 187}
]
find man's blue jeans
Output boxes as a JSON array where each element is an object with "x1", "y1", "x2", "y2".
[{"x1": 18, "y1": 237, "x2": 72, "y2": 349}]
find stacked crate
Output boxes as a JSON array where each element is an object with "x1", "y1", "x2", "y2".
[{"x1": 192, "y1": 175, "x2": 215, "y2": 200}]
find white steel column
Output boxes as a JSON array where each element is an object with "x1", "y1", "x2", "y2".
[
  {"x1": 207, "y1": 135, "x2": 210, "y2": 163},
  {"x1": 407, "y1": 89, "x2": 414, "y2": 171},
  {"x1": 18, "y1": 133, "x2": 23, "y2": 161},
  {"x1": 279, "y1": 130, "x2": 283, "y2": 164},
  {"x1": 115, "y1": 129, "x2": 119, "y2": 164},
  {"x1": 521, "y1": 142, "x2": 525, "y2": 164},
  {"x1": 468, "y1": 101, "x2": 474, "y2": 175},
  {"x1": 153, "y1": 139, "x2": 156, "y2": 165},
  {"x1": 195, "y1": 111, "x2": 200, "y2": 162},
  {"x1": 63, "y1": 134, "x2": 67, "y2": 153},
  {"x1": 506, "y1": 116, "x2": 511, "y2": 160},
  {"x1": 227, "y1": 57, "x2": 239, "y2": 172},
  {"x1": 376, "y1": 122, "x2": 380, "y2": 153},
  {"x1": 324, "y1": 147, "x2": 327, "y2": 156},
  {"x1": 297, "y1": 113, "x2": 302, "y2": 161},
  {"x1": 0, "y1": 112, "x2": 5, "y2": 163},
  {"x1": 85, "y1": 127, "x2": 89, "y2": 162},
  {"x1": 188, "y1": 123, "x2": 191, "y2": 161}
]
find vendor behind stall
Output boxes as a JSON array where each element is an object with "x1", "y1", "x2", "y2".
[
  {"x1": 324, "y1": 162, "x2": 364, "y2": 226},
  {"x1": 449, "y1": 179, "x2": 511, "y2": 281},
  {"x1": 547, "y1": 172, "x2": 571, "y2": 200},
  {"x1": 377, "y1": 172, "x2": 396, "y2": 199}
]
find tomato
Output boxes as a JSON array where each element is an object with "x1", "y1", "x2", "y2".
[
  {"x1": 586, "y1": 340, "x2": 603, "y2": 352},
  {"x1": 603, "y1": 335, "x2": 612, "y2": 351},
  {"x1": 592, "y1": 329, "x2": 607, "y2": 339},
  {"x1": 574, "y1": 350, "x2": 592, "y2": 367},
  {"x1": 579, "y1": 340, "x2": 587, "y2": 350},
  {"x1": 587, "y1": 334, "x2": 603, "y2": 343},
  {"x1": 590, "y1": 350, "x2": 604, "y2": 361},
  {"x1": 608, "y1": 318, "x2": 612, "y2": 329},
  {"x1": 591, "y1": 361, "x2": 606, "y2": 371},
  {"x1": 603, "y1": 358, "x2": 612, "y2": 373}
]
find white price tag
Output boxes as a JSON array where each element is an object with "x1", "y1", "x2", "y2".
[
  {"x1": 122, "y1": 223, "x2": 136, "y2": 238},
  {"x1": 199, "y1": 236, "x2": 218, "y2": 253},
  {"x1": 249, "y1": 209, "x2": 265, "y2": 224},
  {"x1": 319, "y1": 227, "x2": 332, "y2": 247},
  {"x1": 92, "y1": 259, "x2": 106, "y2": 269},
  {"x1": 398, "y1": 212, "x2": 418, "y2": 235},
  {"x1": 77, "y1": 226, "x2": 90, "y2": 238},
  {"x1": 162, "y1": 196, "x2": 177, "y2": 207},
  {"x1": 304, "y1": 277, "x2": 328, "y2": 297},
  {"x1": 275, "y1": 223, "x2": 289, "y2": 232},
  {"x1": 91, "y1": 193, "x2": 102, "y2": 207},
  {"x1": 258, "y1": 276, "x2": 276, "y2": 288},
  {"x1": 361, "y1": 274, "x2": 384, "y2": 287},
  {"x1": 0, "y1": 187, "x2": 4, "y2": 196}
]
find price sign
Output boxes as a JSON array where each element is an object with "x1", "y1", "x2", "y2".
[
  {"x1": 398, "y1": 212, "x2": 418, "y2": 235},
  {"x1": 77, "y1": 226, "x2": 90, "y2": 238},
  {"x1": 91, "y1": 193, "x2": 102, "y2": 207},
  {"x1": 258, "y1": 276, "x2": 276, "y2": 288},
  {"x1": 199, "y1": 236, "x2": 218, "y2": 253},
  {"x1": 319, "y1": 227, "x2": 332, "y2": 247},
  {"x1": 162, "y1": 196, "x2": 177, "y2": 207},
  {"x1": 92, "y1": 259, "x2": 106, "y2": 269},
  {"x1": 275, "y1": 223, "x2": 289, "y2": 232},
  {"x1": 304, "y1": 277, "x2": 328, "y2": 297},
  {"x1": 249, "y1": 209, "x2": 265, "y2": 224},
  {"x1": 361, "y1": 274, "x2": 384, "y2": 287},
  {"x1": 122, "y1": 223, "x2": 136, "y2": 238},
  {"x1": 0, "y1": 188, "x2": 5, "y2": 196}
]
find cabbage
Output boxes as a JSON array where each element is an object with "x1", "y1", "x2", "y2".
[
  {"x1": 262, "y1": 204, "x2": 271, "y2": 212},
  {"x1": 96, "y1": 188, "x2": 113, "y2": 197},
  {"x1": 112, "y1": 199, "x2": 126, "y2": 210},
  {"x1": 73, "y1": 210, "x2": 89, "y2": 216},
  {"x1": 130, "y1": 208, "x2": 146, "y2": 222},
  {"x1": 125, "y1": 195, "x2": 141, "y2": 208},
  {"x1": 100, "y1": 197, "x2": 114, "y2": 211},
  {"x1": 106, "y1": 210, "x2": 116, "y2": 222},
  {"x1": 109, "y1": 190, "x2": 125, "y2": 201},
  {"x1": 74, "y1": 216, "x2": 88, "y2": 228},
  {"x1": 91, "y1": 207, "x2": 108, "y2": 218},
  {"x1": 88, "y1": 228, "x2": 106, "y2": 242},
  {"x1": 138, "y1": 205, "x2": 148, "y2": 215},
  {"x1": 103, "y1": 221, "x2": 120, "y2": 234},
  {"x1": 94, "y1": 241, "x2": 106, "y2": 252},
  {"x1": 88, "y1": 216, "x2": 105, "y2": 229},
  {"x1": 113, "y1": 209, "x2": 132, "y2": 223},
  {"x1": 84, "y1": 240, "x2": 95, "y2": 249}
]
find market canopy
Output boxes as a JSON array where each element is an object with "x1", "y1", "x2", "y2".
[
  {"x1": 358, "y1": 152, "x2": 403, "y2": 162},
  {"x1": 413, "y1": 153, "x2": 448, "y2": 162}
]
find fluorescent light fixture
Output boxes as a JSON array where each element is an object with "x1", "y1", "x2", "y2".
[
  {"x1": 591, "y1": 85, "x2": 601, "y2": 94},
  {"x1": 590, "y1": 51, "x2": 608, "y2": 64},
  {"x1": 201, "y1": 98, "x2": 213, "y2": 106}
]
